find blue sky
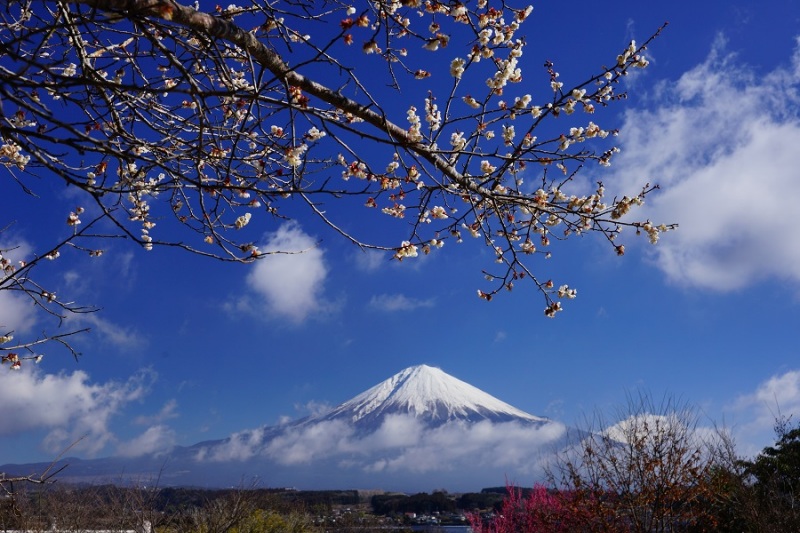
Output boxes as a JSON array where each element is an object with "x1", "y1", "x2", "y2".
[{"x1": 2, "y1": 0, "x2": 800, "y2": 483}]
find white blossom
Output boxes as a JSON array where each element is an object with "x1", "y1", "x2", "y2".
[
  {"x1": 450, "y1": 131, "x2": 467, "y2": 151},
  {"x1": 284, "y1": 144, "x2": 307, "y2": 166},
  {"x1": 431, "y1": 206, "x2": 448, "y2": 219},
  {"x1": 450, "y1": 57, "x2": 466, "y2": 79},
  {"x1": 235, "y1": 212, "x2": 252, "y2": 229},
  {"x1": 557, "y1": 284, "x2": 577, "y2": 299},
  {"x1": 394, "y1": 241, "x2": 418, "y2": 259},
  {"x1": 502, "y1": 124, "x2": 515, "y2": 145},
  {"x1": 463, "y1": 95, "x2": 481, "y2": 109},
  {"x1": 306, "y1": 126, "x2": 326, "y2": 141}
]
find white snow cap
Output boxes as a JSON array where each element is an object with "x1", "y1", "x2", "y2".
[{"x1": 316, "y1": 364, "x2": 547, "y2": 425}]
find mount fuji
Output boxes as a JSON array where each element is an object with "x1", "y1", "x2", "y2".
[
  {"x1": 296, "y1": 364, "x2": 549, "y2": 429},
  {"x1": 1, "y1": 365, "x2": 567, "y2": 491}
]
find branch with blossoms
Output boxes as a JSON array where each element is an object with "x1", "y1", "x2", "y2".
[
  {"x1": 0, "y1": 0, "x2": 674, "y2": 353},
  {"x1": 0, "y1": 212, "x2": 115, "y2": 369}
]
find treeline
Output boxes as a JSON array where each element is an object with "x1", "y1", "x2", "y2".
[
  {"x1": 0, "y1": 481, "x2": 512, "y2": 532},
  {"x1": 0, "y1": 483, "x2": 501, "y2": 520},
  {"x1": 370, "y1": 490, "x2": 503, "y2": 516},
  {"x1": 154, "y1": 487, "x2": 360, "y2": 513},
  {"x1": 0, "y1": 485, "x2": 364, "y2": 532}
]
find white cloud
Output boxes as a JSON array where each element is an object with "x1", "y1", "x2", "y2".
[
  {"x1": 358, "y1": 415, "x2": 424, "y2": 452},
  {"x1": 246, "y1": 222, "x2": 327, "y2": 323},
  {"x1": 0, "y1": 238, "x2": 37, "y2": 333},
  {"x1": 609, "y1": 36, "x2": 800, "y2": 291},
  {"x1": 0, "y1": 291, "x2": 37, "y2": 334},
  {"x1": 363, "y1": 419, "x2": 566, "y2": 475},
  {"x1": 115, "y1": 251, "x2": 136, "y2": 282},
  {"x1": 0, "y1": 237, "x2": 141, "y2": 346},
  {"x1": 198, "y1": 415, "x2": 566, "y2": 476},
  {"x1": 294, "y1": 400, "x2": 333, "y2": 417},
  {"x1": 0, "y1": 368, "x2": 155, "y2": 456},
  {"x1": 264, "y1": 420, "x2": 356, "y2": 464},
  {"x1": 0, "y1": 238, "x2": 32, "y2": 259},
  {"x1": 354, "y1": 249, "x2": 387, "y2": 272},
  {"x1": 134, "y1": 399, "x2": 178, "y2": 426},
  {"x1": 599, "y1": 412, "x2": 718, "y2": 453},
  {"x1": 219, "y1": 427, "x2": 270, "y2": 461},
  {"x1": 369, "y1": 293, "x2": 435, "y2": 311},
  {"x1": 115, "y1": 424, "x2": 177, "y2": 458},
  {"x1": 64, "y1": 312, "x2": 146, "y2": 350},
  {"x1": 732, "y1": 369, "x2": 800, "y2": 456}
]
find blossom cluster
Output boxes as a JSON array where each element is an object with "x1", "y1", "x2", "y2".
[
  {"x1": 0, "y1": 141, "x2": 31, "y2": 170},
  {"x1": 1, "y1": 351, "x2": 21, "y2": 370},
  {"x1": 0, "y1": 0, "x2": 672, "y2": 336}
]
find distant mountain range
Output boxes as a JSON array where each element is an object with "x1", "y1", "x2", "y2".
[{"x1": 1, "y1": 365, "x2": 566, "y2": 492}]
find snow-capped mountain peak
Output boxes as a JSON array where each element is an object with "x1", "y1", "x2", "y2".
[{"x1": 309, "y1": 364, "x2": 547, "y2": 427}]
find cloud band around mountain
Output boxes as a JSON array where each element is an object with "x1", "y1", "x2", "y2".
[{"x1": 195, "y1": 414, "x2": 567, "y2": 477}]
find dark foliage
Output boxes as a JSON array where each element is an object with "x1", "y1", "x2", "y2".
[
  {"x1": 371, "y1": 491, "x2": 456, "y2": 516},
  {"x1": 736, "y1": 420, "x2": 800, "y2": 532}
]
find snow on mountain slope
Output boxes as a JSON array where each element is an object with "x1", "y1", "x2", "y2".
[{"x1": 306, "y1": 364, "x2": 548, "y2": 428}]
